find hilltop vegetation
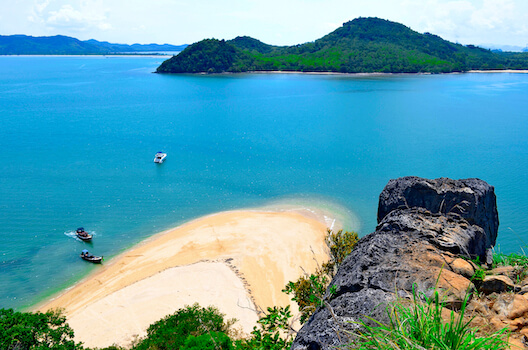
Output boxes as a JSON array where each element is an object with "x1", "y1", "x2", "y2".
[{"x1": 156, "y1": 17, "x2": 528, "y2": 74}]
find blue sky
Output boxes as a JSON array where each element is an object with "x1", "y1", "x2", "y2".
[{"x1": 1, "y1": 0, "x2": 527, "y2": 48}]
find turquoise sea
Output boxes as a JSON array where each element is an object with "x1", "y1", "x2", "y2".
[{"x1": 1, "y1": 56, "x2": 527, "y2": 310}]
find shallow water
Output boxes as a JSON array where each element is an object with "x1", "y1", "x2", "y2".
[{"x1": 0, "y1": 56, "x2": 527, "y2": 309}]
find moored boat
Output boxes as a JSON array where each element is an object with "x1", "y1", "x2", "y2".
[
  {"x1": 80, "y1": 249, "x2": 103, "y2": 263},
  {"x1": 154, "y1": 151, "x2": 167, "y2": 163},
  {"x1": 76, "y1": 227, "x2": 92, "y2": 242}
]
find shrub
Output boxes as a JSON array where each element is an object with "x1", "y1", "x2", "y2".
[
  {"x1": 282, "y1": 270, "x2": 330, "y2": 324},
  {"x1": 132, "y1": 304, "x2": 232, "y2": 350},
  {"x1": 181, "y1": 331, "x2": 233, "y2": 350},
  {"x1": 0, "y1": 308, "x2": 82, "y2": 350},
  {"x1": 235, "y1": 306, "x2": 293, "y2": 350},
  {"x1": 283, "y1": 229, "x2": 358, "y2": 323},
  {"x1": 322, "y1": 229, "x2": 359, "y2": 276}
]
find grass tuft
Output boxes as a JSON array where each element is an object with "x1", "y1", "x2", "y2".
[
  {"x1": 492, "y1": 252, "x2": 528, "y2": 269},
  {"x1": 350, "y1": 286, "x2": 509, "y2": 350}
]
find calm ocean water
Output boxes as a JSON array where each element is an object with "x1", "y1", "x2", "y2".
[{"x1": 1, "y1": 56, "x2": 527, "y2": 310}]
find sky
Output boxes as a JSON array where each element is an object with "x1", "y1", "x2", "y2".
[{"x1": 1, "y1": 0, "x2": 528, "y2": 48}]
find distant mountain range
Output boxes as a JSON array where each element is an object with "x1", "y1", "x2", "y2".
[
  {"x1": 480, "y1": 44, "x2": 528, "y2": 53},
  {"x1": 157, "y1": 17, "x2": 528, "y2": 74},
  {"x1": 0, "y1": 35, "x2": 187, "y2": 55}
]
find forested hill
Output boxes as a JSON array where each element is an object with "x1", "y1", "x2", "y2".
[
  {"x1": 156, "y1": 17, "x2": 528, "y2": 74},
  {"x1": 0, "y1": 35, "x2": 187, "y2": 55}
]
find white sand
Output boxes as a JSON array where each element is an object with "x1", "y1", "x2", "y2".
[
  {"x1": 37, "y1": 210, "x2": 330, "y2": 348},
  {"x1": 468, "y1": 69, "x2": 528, "y2": 73}
]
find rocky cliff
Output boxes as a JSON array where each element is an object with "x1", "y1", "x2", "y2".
[{"x1": 291, "y1": 176, "x2": 528, "y2": 349}]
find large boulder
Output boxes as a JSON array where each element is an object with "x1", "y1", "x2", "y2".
[
  {"x1": 377, "y1": 176, "x2": 498, "y2": 250},
  {"x1": 292, "y1": 177, "x2": 499, "y2": 350}
]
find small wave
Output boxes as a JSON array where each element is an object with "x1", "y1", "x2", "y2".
[{"x1": 256, "y1": 196, "x2": 361, "y2": 233}]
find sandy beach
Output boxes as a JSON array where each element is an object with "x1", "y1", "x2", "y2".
[
  {"x1": 468, "y1": 69, "x2": 528, "y2": 73},
  {"x1": 37, "y1": 209, "x2": 332, "y2": 348}
]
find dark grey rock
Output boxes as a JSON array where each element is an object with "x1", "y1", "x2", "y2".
[
  {"x1": 291, "y1": 177, "x2": 499, "y2": 350},
  {"x1": 377, "y1": 177, "x2": 498, "y2": 249},
  {"x1": 292, "y1": 289, "x2": 394, "y2": 350}
]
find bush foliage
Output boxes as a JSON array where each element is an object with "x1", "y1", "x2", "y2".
[
  {"x1": 0, "y1": 308, "x2": 82, "y2": 350},
  {"x1": 132, "y1": 303, "x2": 231, "y2": 350},
  {"x1": 283, "y1": 229, "x2": 359, "y2": 323}
]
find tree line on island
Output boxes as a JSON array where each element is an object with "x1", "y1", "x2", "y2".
[{"x1": 156, "y1": 17, "x2": 528, "y2": 74}]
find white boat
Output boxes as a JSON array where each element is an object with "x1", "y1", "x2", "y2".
[{"x1": 154, "y1": 152, "x2": 167, "y2": 163}]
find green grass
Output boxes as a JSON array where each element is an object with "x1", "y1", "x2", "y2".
[
  {"x1": 350, "y1": 286, "x2": 509, "y2": 350},
  {"x1": 492, "y1": 252, "x2": 528, "y2": 268},
  {"x1": 492, "y1": 251, "x2": 528, "y2": 284}
]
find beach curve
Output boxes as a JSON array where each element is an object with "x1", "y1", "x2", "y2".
[{"x1": 36, "y1": 209, "x2": 332, "y2": 348}]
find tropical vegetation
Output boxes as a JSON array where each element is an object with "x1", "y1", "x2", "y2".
[{"x1": 157, "y1": 17, "x2": 528, "y2": 74}]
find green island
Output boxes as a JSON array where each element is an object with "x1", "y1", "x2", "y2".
[{"x1": 156, "y1": 17, "x2": 528, "y2": 74}]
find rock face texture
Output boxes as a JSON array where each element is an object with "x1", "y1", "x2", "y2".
[
  {"x1": 291, "y1": 177, "x2": 501, "y2": 350},
  {"x1": 378, "y1": 177, "x2": 499, "y2": 252}
]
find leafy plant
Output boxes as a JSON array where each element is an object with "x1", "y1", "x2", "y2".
[
  {"x1": 0, "y1": 308, "x2": 83, "y2": 350},
  {"x1": 181, "y1": 331, "x2": 233, "y2": 350},
  {"x1": 283, "y1": 229, "x2": 358, "y2": 323},
  {"x1": 235, "y1": 306, "x2": 293, "y2": 350},
  {"x1": 132, "y1": 304, "x2": 233, "y2": 350},
  {"x1": 471, "y1": 267, "x2": 487, "y2": 282},
  {"x1": 282, "y1": 270, "x2": 330, "y2": 324},
  {"x1": 322, "y1": 229, "x2": 359, "y2": 277}
]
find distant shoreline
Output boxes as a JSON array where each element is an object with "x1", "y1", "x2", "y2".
[
  {"x1": 468, "y1": 69, "x2": 528, "y2": 73},
  {"x1": 161, "y1": 69, "x2": 528, "y2": 76}
]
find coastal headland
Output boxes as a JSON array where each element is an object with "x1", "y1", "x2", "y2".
[{"x1": 36, "y1": 209, "x2": 334, "y2": 348}]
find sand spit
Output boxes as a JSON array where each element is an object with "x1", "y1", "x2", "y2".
[{"x1": 37, "y1": 210, "x2": 330, "y2": 348}]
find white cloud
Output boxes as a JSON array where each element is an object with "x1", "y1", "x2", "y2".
[
  {"x1": 396, "y1": 0, "x2": 528, "y2": 45},
  {"x1": 470, "y1": 0, "x2": 514, "y2": 29},
  {"x1": 2, "y1": 0, "x2": 528, "y2": 46},
  {"x1": 28, "y1": 0, "x2": 112, "y2": 34}
]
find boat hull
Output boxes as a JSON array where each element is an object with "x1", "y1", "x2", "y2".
[
  {"x1": 81, "y1": 255, "x2": 102, "y2": 263},
  {"x1": 77, "y1": 233, "x2": 92, "y2": 242}
]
